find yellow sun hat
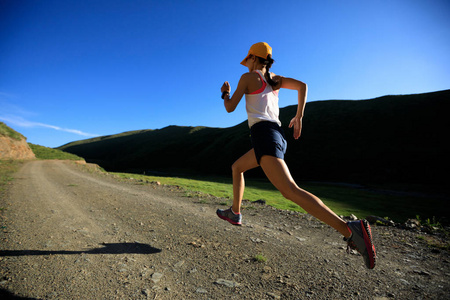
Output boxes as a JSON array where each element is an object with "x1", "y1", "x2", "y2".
[{"x1": 240, "y1": 42, "x2": 272, "y2": 66}]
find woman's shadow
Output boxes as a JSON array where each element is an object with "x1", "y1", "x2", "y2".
[
  {"x1": 0, "y1": 242, "x2": 162, "y2": 256},
  {"x1": 0, "y1": 243, "x2": 161, "y2": 299}
]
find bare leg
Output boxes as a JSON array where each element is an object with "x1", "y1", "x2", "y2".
[
  {"x1": 260, "y1": 155, "x2": 351, "y2": 238},
  {"x1": 231, "y1": 149, "x2": 259, "y2": 214}
]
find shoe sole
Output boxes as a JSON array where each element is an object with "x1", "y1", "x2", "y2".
[
  {"x1": 360, "y1": 219, "x2": 376, "y2": 269},
  {"x1": 216, "y1": 212, "x2": 242, "y2": 226}
]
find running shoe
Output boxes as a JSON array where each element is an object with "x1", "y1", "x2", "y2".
[
  {"x1": 345, "y1": 219, "x2": 376, "y2": 269},
  {"x1": 216, "y1": 207, "x2": 242, "y2": 226}
]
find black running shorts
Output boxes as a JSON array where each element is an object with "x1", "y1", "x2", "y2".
[{"x1": 250, "y1": 121, "x2": 287, "y2": 165}]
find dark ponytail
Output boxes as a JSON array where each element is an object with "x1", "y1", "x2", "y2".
[{"x1": 257, "y1": 54, "x2": 278, "y2": 87}]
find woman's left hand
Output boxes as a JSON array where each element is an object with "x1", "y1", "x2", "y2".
[{"x1": 289, "y1": 116, "x2": 303, "y2": 140}]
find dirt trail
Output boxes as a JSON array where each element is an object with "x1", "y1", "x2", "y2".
[{"x1": 1, "y1": 160, "x2": 449, "y2": 299}]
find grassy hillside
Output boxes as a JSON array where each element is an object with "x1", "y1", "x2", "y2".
[
  {"x1": 59, "y1": 124, "x2": 252, "y2": 176},
  {"x1": 28, "y1": 143, "x2": 84, "y2": 161},
  {"x1": 0, "y1": 122, "x2": 25, "y2": 141},
  {"x1": 281, "y1": 90, "x2": 449, "y2": 184},
  {"x1": 59, "y1": 90, "x2": 450, "y2": 187}
]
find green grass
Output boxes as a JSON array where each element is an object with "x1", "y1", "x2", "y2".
[
  {"x1": 0, "y1": 160, "x2": 22, "y2": 221},
  {"x1": 28, "y1": 143, "x2": 84, "y2": 161},
  {"x1": 0, "y1": 160, "x2": 21, "y2": 189},
  {"x1": 0, "y1": 160, "x2": 22, "y2": 229},
  {"x1": 253, "y1": 254, "x2": 268, "y2": 263},
  {"x1": 0, "y1": 122, "x2": 25, "y2": 141},
  {"x1": 113, "y1": 172, "x2": 448, "y2": 224}
]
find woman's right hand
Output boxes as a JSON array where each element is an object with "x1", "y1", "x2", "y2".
[{"x1": 221, "y1": 81, "x2": 231, "y2": 93}]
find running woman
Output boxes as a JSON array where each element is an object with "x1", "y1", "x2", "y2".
[{"x1": 216, "y1": 42, "x2": 376, "y2": 269}]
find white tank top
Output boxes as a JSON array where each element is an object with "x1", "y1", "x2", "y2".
[{"x1": 245, "y1": 70, "x2": 281, "y2": 128}]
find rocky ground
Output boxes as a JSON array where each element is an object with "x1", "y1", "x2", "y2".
[{"x1": 0, "y1": 160, "x2": 449, "y2": 299}]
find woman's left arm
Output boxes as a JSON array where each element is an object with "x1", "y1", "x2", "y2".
[{"x1": 278, "y1": 77, "x2": 308, "y2": 139}]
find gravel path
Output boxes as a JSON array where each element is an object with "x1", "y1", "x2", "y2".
[{"x1": 0, "y1": 160, "x2": 448, "y2": 299}]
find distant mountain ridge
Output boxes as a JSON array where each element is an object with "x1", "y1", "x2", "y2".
[{"x1": 58, "y1": 90, "x2": 449, "y2": 185}]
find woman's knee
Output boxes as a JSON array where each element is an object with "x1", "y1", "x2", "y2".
[
  {"x1": 280, "y1": 182, "x2": 315, "y2": 204},
  {"x1": 231, "y1": 161, "x2": 244, "y2": 175},
  {"x1": 232, "y1": 153, "x2": 258, "y2": 175},
  {"x1": 279, "y1": 182, "x2": 299, "y2": 200}
]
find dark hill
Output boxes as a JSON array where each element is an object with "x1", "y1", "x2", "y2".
[{"x1": 59, "y1": 90, "x2": 449, "y2": 185}]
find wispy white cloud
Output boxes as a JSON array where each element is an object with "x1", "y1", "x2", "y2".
[
  {"x1": 0, "y1": 115, "x2": 99, "y2": 137},
  {"x1": 1, "y1": 93, "x2": 99, "y2": 138}
]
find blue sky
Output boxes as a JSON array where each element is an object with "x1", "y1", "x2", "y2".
[{"x1": 1, "y1": 0, "x2": 449, "y2": 148}]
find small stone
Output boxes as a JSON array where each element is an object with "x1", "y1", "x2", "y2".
[
  {"x1": 250, "y1": 237, "x2": 265, "y2": 243},
  {"x1": 405, "y1": 219, "x2": 420, "y2": 229},
  {"x1": 214, "y1": 278, "x2": 240, "y2": 287},
  {"x1": 195, "y1": 288, "x2": 207, "y2": 294},
  {"x1": 188, "y1": 241, "x2": 204, "y2": 248},
  {"x1": 151, "y1": 272, "x2": 163, "y2": 283},
  {"x1": 349, "y1": 249, "x2": 359, "y2": 255},
  {"x1": 267, "y1": 292, "x2": 281, "y2": 299},
  {"x1": 366, "y1": 215, "x2": 395, "y2": 226}
]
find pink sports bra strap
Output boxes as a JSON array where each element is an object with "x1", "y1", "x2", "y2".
[{"x1": 250, "y1": 71, "x2": 267, "y2": 95}]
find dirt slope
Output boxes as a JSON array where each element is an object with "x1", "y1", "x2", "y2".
[
  {"x1": 0, "y1": 160, "x2": 448, "y2": 299},
  {"x1": 0, "y1": 136, "x2": 35, "y2": 160}
]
